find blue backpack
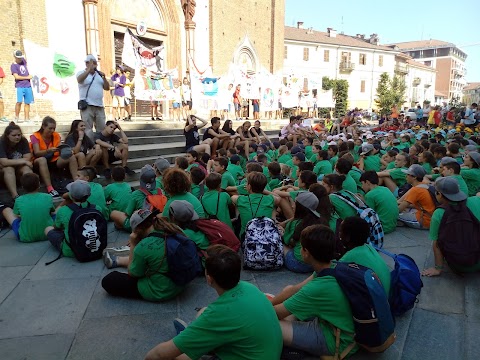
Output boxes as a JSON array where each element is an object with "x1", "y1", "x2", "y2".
[
  {"x1": 150, "y1": 232, "x2": 202, "y2": 286},
  {"x1": 318, "y1": 262, "x2": 396, "y2": 353},
  {"x1": 375, "y1": 248, "x2": 423, "y2": 316}
]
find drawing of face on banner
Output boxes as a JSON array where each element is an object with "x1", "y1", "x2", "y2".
[{"x1": 201, "y1": 77, "x2": 219, "y2": 97}]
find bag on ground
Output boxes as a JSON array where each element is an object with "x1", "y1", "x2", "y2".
[
  {"x1": 243, "y1": 216, "x2": 284, "y2": 270},
  {"x1": 66, "y1": 203, "x2": 108, "y2": 262},
  {"x1": 195, "y1": 219, "x2": 240, "y2": 252},
  {"x1": 331, "y1": 190, "x2": 384, "y2": 247},
  {"x1": 318, "y1": 262, "x2": 396, "y2": 353},
  {"x1": 140, "y1": 188, "x2": 168, "y2": 213},
  {"x1": 437, "y1": 201, "x2": 480, "y2": 267},
  {"x1": 375, "y1": 247, "x2": 423, "y2": 316}
]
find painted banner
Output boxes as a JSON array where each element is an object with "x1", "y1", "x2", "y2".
[
  {"x1": 23, "y1": 40, "x2": 82, "y2": 111},
  {"x1": 122, "y1": 29, "x2": 165, "y2": 73}
]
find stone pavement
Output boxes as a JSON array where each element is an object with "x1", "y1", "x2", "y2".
[{"x1": 0, "y1": 224, "x2": 478, "y2": 360}]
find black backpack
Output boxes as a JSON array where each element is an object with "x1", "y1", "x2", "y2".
[
  {"x1": 437, "y1": 201, "x2": 480, "y2": 267},
  {"x1": 66, "y1": 203, "x2": 108, "y2": 262}
]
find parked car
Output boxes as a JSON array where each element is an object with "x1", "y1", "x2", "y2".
[{"x1": 400, "y1": 109, "x2": 417, "y2": 120}]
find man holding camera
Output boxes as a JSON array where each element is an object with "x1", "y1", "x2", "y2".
[{"x1": 77, "y1": 54, "x2": 110, "y2": 140}]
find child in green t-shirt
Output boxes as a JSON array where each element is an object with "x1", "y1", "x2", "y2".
[
  {"x1": 75, "y1": 166, "x2": 108, "y2": 219},
  {"x1": 190, "y1": 167, "x2": 206, "y2": 199},
  {"x1": 313, "y1": 150, "x2": 333, "y2": 178},
  {"x1": 328, "y1": 144, "x2": 339, "y2": 168},
  {"x1": 104, "y1": 166, "x2": 133, "y2": 215},
  {"x1": 277, "y1": 145, "x2": 292, "y2": 164},
  {"x1": 208, "y1": 156, "x2": 236, "y2": 190},
  {"x1": 201, "y1": 172, "x2": 234, "y2": 229},
  {"x1": 248, "y1": 143, "x2": 258, "y2": 161},
  {"x1": 1, "y1": 173, "x2": 55, "y2": 242},
  {"x1": 268, "y1": 161, "x2": 284, "y2": 190},
  {"x1": 227, "y1": 154, "x2": 245, "y2": 185}
]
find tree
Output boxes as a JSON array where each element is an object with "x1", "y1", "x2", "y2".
[
  {"x1": 375, "y1": 72, "x2": 406, "y2": 116},
  {"x1": 321, "y1": 76, "x2": 349, "y2": 118}
]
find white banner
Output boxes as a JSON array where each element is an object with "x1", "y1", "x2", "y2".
[{"x1": 23, "y1": 40, "x2": 82, "y2": 111}]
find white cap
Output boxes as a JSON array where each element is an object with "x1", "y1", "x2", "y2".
[
  {"x1": 326, "y1": 135, "x2": 333, "y2": 141},
  {"x1": 328, "y1": 141, "x2": 337, "y2": 145},
  {"x1": 366, "y1": 134, "x2": 374, "y2": 139},
  {"x1": 347, "y1": 139, "x2": 355, "y2": 142},
  {"x1": 85, "y1": 54, "x2": 98, "y2": 62}
]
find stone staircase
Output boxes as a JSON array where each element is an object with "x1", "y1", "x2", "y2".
[{"x1": 0, "y1": 120, "x2": 285, "y2": 204}]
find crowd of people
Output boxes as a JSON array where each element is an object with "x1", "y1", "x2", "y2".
[{"x1": 1, "y1": 101, "x2": 480, "y2": 358}]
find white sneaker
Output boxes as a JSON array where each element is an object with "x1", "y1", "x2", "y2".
[{"x1": 104, "y1": 245, "x2": 130, "y2": 256}]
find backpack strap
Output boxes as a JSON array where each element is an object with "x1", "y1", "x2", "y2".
[
  {"x1": 201, "y1": 191, "x2": 221, "y2": 217},
  {"x1": 330, "y1": 191, "x2": 363, "y2": 211},
  {"x1": 139, "y1": 188, "x2": 152, "y2": 196},
  {"x1": 248, "y1": 195, "x2": 264, "y2": 218}
]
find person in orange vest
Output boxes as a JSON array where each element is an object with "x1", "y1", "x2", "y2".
[{"x1": 30, "y1": 116, "x2": 80, "y2": 197}]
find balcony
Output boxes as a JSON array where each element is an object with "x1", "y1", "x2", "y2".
[
  {"x1": 413, "y1": 77, "x2": 421, "y2": 86},
  {"x1": 339, "y1": 61, "x2": 355, "y2": 72},
  {"x1": 424, "y1": 82, "x2": 432, "y2": 88},
  {"x1": 394, "y1": 63, "x2": 409, "y2": 75}
]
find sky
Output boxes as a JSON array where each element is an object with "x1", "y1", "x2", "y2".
[{"x1": 285, "y1": 0, "x2": 480, "y2": 82}]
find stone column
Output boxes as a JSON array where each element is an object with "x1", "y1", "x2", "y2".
[
  {"x1": 83, "y1": 0, "x2": 100, "y2": 58},
  {"x1": 185, "y1": 21, "x2": 196, "y2": 76}
]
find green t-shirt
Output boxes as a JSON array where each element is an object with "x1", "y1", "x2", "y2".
[
  {"x1": 191, "y1": 183, "x2": 205, "y2": 200},
  {"x1": 239, "y1": 156, "x2": 247, "y2": 171},
  {"x1": 183, "y1": 228, "x2": 210, "y2": 250},
  {"x1": 289, "y1": 189, "x2": 306, "y2": 201},
  {"x1": 348, "y1": 168, "x2": 363, "y2": 190},
  {"x1": 155, "y1": 176, "x2": 166, "y2": 195},
  {"x1": 221, "y1": 171, "x2": 237, "y2": 190},
  {"x1": 236, "y1": 193, "x2": 275, "y2": 235},
  {"x1": 460, "y1": 168, "x2": 480, "y2": 196},
  {"x1": 305, "y1": 145, "x2": 313, "y2": 159},
  {"x1": 389, "y1": 167, "x2": 407, "y2": 187},
  {"x1": 451, "y1": 174, "x2": 469, "y2": 197},
  {"x1": 88, "y1": 182, "x2": 108, "y2": 219},
  {"x1": 162, "y1": 192, "x2": 205, "y2": 218},
  {"x1": 363, "y1": 154, "x2": 381, "y2": 172},
  {"x1": 268, "y1": 177, "x2": 283, "y2": 190},
  {"x1": 201, "y1": 190, "x2": 233, "y2": 229},
  {"x1": 262, "y1": 166, "x2": 272, "y2": 182},
  {"x1": 283, "y1": 269, "x2": 358, "y2": 357},
  {"x1": 54, "y1": 202, "x2": 103, "y2": 257},
  {"x1": 309, "y1": 153, "x2": 319, "y2": 165},
  {"x1": 129, "y1": 232, "x2": 185, "y2": 301},
  {"x1": 186, "y1": 163, "x2": 199, "y2": 172},
  {"x1": 13, "y1": 192, "x2": 55, "y2": 242},
  {"x1": 386, "y1": 162, "x2": 396, "y2": 170},
  {"x1": 125, "y1": 188, "x2": 159, "y2": 216},
  {"x1": 278, "y1": 153, "x2": 292, "y2": 164},
  {"x1": 104, "y1": 182, "x2": 133, "y2": 213},
  {"x1": 283, "y1": 219, "x2": 305, "y2": 262},
  {"x1": 429, "y1": 197, "x2": 480, "y2": 272},
  {"x1": 314, "y1": 160, "x2": 333, "y2": 177},
  {"x1": 365, "y1": 186, "x2": 399, "y2": 234},
  {"x1": 342, "y1": 174, "x2": 357, "y2": 193},
  {"x1": 248, "y1": 152, "x2": 257, "y2": 161},
  {"x1": 421, "y1": 163, "x2": 433, "y2": 175},
  {"x1": 173, "y1": 281, "x2": 282, "y2": 360},
  {"x1": 340, "y1": 244, "x2": 391, "y2": 294},
  {"x1": 329, "y1": 191, "x2": 358, "y2": 220},
  {"x1": 227, "y1": 163, "x2": 245, "y2": 184},
  {"x1": 329, "y1": 155, "x2": 339, "y2": 168}
]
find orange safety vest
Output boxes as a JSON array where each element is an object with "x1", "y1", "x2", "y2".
[{"x1": 30, "y1": 131, "x2": 61, "y2": 162}]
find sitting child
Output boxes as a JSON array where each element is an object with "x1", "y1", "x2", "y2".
[
  {"x1": 104, "y1": 166, "x2": 133, "y2": 215},
  {"x1": 190, "y1": 167, "x2": 206, "y2": 199}
]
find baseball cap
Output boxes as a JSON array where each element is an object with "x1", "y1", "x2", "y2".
[
  {"x1": 435, "y1": 177, "x2": 467, "y2": 202},
  {"x1": 294, "y1": 153, "x2": 305, "y2": 161},
  {"x1": 169, "y1": 200, "x2": 199, "y2": 222},
  {"x1": 66, "y1": 180, "x2": 91, "y2": 201},
  {"x1": 468, "y1": 151, "x2": 480, "y2": 166},
  {"x1": 402, "y1": 164, "x2": 426, "y2": 179},
  {"x1": 366, "y1": 134, "x2": 374, "y2": 140},
  {"x1": 326, "y1": 135, "x2": 333, "y2": 141},
  {"x1": 154, "y1": 157, "x2": 170, "y2": 173},
  {"x1": 140, "y1": 165, "x2": 156, "y2": 191},
  {"x1": 57, "y1": 144, "x2": 73, "y2": 160},
  {"x1": 296, "y1": 192, "x2": 320, "y2": 217},
  {"x1": 13, "y1": 50, "x2": 24, "y2": 59},
  {"x1": 392, "y1": 139, "x2": 401, "y2": 145},
  {"x1": 360, "y1": 144, "x2": 374, "y2": 155},
  {"x1": 250, "y1": 143, "x2": 258, "y2": 151},
  {"x1": 84, "y1": 54, "x2": 97, "y2": 62},
  {"x1": 130, "y1": 209, "x2": 155, "y2": 232},
  {"x1": 440, "y1": 157, "x2": 457, "y2": 166},
  {"x1": 328, "y1": 141, "x2": 337, "y2": 146},
  {"x1": 290, "y1": 146, "x2": 302, "y2": 155},
  {"x1": 230, "y1": 154, "x2": 241, "y2": 164}
]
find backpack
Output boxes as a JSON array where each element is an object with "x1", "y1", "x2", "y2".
[
  {"x1": 375, "y1": 247, "x2": 423, "y2": 316},
  {"x1": 61, "y1": 203, "x2": 107, "y2": 263},
  {"x1": 242, "y1": 195, "x2": 283, "y2": 270},
  {"x1": 318, "y1": 262, "x2": 396, "y2": 355},
  {"x1": 331, "y1": 190, "x2": 385, "y2": 248},
  {"x1": 140, "y1": 188, "x2": 168, "y2": 213},
  {"x1": 150, "y1": 232, "x2": 202, "y2": 286},
  {"x1": 201, "y1": 191, "x2": 220, "y2": 220},
  {"x1": 195, "y1": 219, "x2": 240, "y2": 252},
  {"x1": 437, "y1": 201, "x2": 480, "y2": 267}
]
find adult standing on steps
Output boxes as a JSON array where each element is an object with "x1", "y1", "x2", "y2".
[
  {"x1": 77, "y1": 55, "x2": 110, "y2": 140},
  {"x1": 184, "y1": 115, "x2": 211, "y2": 155},
  {"x1": 11, "y1": 50, "x2": 33, "y2": 123}
]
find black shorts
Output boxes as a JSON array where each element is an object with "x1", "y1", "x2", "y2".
[
  {"x1": 182, "y1": 100, "x2": 192, "y2": 110},
  {"x1": 108, "y1": 150, "x2": 120, "y2": 164}
]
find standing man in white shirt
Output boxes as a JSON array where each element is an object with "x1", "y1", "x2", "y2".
[
  {"x1": 181, "y1": 77, "x2": 192, "y2": 119},
  {"x1": 76, "y1": 54, "x2": 110, "y2": 140}
]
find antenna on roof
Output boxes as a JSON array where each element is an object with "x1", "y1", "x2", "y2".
[{"x1": 341, "y1": 16, "x2": 344, "y2": 34}]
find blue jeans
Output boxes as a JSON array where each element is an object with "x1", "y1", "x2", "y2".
[{"x1": 284, "y1": 250, "x2": 313, "y2": 273}]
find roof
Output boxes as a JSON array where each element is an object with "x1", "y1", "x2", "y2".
[
  {"x1": 463, "y1": 82, "x2": 480, "y2": 91},
  {"x1": 284, "y1": 26, "x2": 394, "y2": 51},
  {"x1": 406, "y1": 59, "x2": 436, "y2": 71},
  {"x1": 387, "y1": 39, "x2": 455, "y2": 50}
]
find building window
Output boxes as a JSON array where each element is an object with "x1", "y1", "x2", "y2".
[
  {"x1": 341, "y1": 51, "x2": 351, "y2": 63},
  {"x1": 324, "y1": 49, "x2": 330, "y2": 62},
  {"x1": 284, "y1": 46, "x2": 288, "y2": 59},
  {"x1": 303, "y1": 47, "x2": 309, "y2": 61},
  {"x1": 378, "y1": 55, "x2": 383, "y2": 67},
  {"x1": 359, "y1": 53, "x2": 366, "y2": 65},
  {"x1": 303, "y1": 78, "x2": 309, "y2": 91},
  {"x1": 360, "y1": 80, "x2": 366, "y2": 93}
]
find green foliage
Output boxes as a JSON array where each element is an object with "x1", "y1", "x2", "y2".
[
  {"x1": 375, "y1": 72, "x2": 406, "y2": 116},
  {"x1": 322, "y1": 77, "x2": 349, "y2": 118}
]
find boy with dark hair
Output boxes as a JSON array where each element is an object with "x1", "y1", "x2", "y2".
[
  {"x1": 227, "y1": 154, "x2": 245, "y2": 184},
  {"x1": 209, "y1": 156, "x2": 236, "y2": 190},
  {"x1": 0, "y1": 173, "x2": 55, "y2": 242},
  {"x1": 201, "y1": 172, "x2": 233, "y2": 229},
  {"x1": 271, "y1": 225, "x2": 357, "y2": 359},
  {"x1": 433, "y1": 146, "x2": 447, "y2": 165},
  {"x1": 44, "y1": 180, "x2": 102, "y2": 257},
  {"x1": 447, "y1": 143, "x2": 463, "y2": 164},
  {"x1": 439, "y1": 161, "x2": 469, "y2": 195},
  {"x1": 334, "y1": 158, "x2": 356, "y2": 193},
  {"x1": 267, "y1": 161, "x2": 283, "y2": 189},
  {"x1": 313, "y1": 150, "x2": 333, "y2": 178},
  {"x1": 339, "y1": 217, "x2": 391, "y2": 293},
  {"x1": 145, "y1": 245, "x2": 282, "y2": 360},
  {"x1": 360, "y1": 171, "x2": 398, "y2": 234},
  {"x1": 302, "y1": 137, "x2": 314, "y2": 159},
  {"x1": 328, "y1": 144, "x2": 339, "y2": 167},
  {"x1": 190, "y1": 167, "x2": 206, "y2": 199},
  {"x1": 104, "y1": 166, "x2": 133, "y2": 214},
  {"x1": 75, "y1": 166, "x2": 108, "y2": 218}
]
